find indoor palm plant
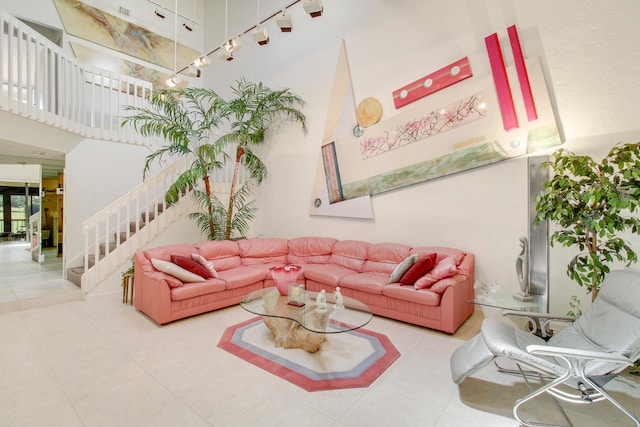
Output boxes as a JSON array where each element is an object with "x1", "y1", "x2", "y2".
[
  {"x1": 122, "y1": 78, "x2": 307, "y2": 240},
  {"x1": 534, "y1": 142, "x2": 640, "y2": 301}
]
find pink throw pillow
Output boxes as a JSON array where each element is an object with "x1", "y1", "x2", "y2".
[
  {"x1": 171, "y1": 255, "x2": 214, "y2": 279},
  {"x1": 191, "y1": 253, "x2": 219, "y2": 278},
  {"x1": 399, "y1": 253, "x2": 437, "y2": 286},
  {"x1": 414, "y1": 257, "x2": 457, "y2": 290}
]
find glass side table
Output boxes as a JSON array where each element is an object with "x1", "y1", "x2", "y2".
[
  {"x1": 472, "y1": 291, "x2": 570, "y2": 338},
  {"x1": 473, "y1": 291, "x2": 543, "y2": 312}
]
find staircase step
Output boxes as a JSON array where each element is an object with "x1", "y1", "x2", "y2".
[
  {"x1": 87, "y1": 253, "x2": 106, "y2": 267},
  {"x1": 100, "y1": 241, "x2": 118, "y2": 255},
  {"x1": 130, "y1": 221, "x2": 145, "y2": 232},
  {"x1": 141, "y1": 204, "x2": 165, "y2": 222},
  {"x1": 66, "y1": 266, "x2": 84, "y2": 287}
]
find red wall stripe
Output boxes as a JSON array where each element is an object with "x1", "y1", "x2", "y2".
[
  {"x1": 485, "y1": 33, "x2": 519, "y2": 131},
  {"x1": 508, "y1": 25, "x2": 538, "y2": 122}
]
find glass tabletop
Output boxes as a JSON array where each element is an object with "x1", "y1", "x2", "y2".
[
  {"x1": 473, "y1": 290, "x2": 544, "y2": 312},
  {"x1": 240, "y1": 287, "x2": 373, "y2": 334}
]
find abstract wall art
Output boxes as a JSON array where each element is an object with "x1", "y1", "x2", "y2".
[
  {"x1": 310, "y1": 26, "x2": 563, "y2": 214},
  {"x1": 54, "y1": 0, "x2": 199, "y2": 73},
  {"x1": 392, "y1": 57, "x2": 473, "y2": 109},
  {"x1": 360, "y1": 93, "x2": 487, "y2": 159}
]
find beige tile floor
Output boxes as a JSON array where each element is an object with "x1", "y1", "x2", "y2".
[
  {"x1": 0, "y1": 241, "x2": 81, "y2": 313},
  {"x1": 1, "y1": 242, "x2": 638, "y2": 426}
]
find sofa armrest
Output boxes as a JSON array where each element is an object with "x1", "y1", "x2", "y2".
[
  {"x1": 133, "y1": 251, "x2": 175, "y2": 325},
  {"x1": 438, "y1": 253, "x2": 475, "y2": 334}
]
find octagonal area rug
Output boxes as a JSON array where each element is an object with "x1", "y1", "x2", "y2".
[{"x1": 218, "y1": 317, "x2": 400, "y2": 392}]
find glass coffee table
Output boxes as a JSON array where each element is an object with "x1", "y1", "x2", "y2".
[{"x1": 240, "y1": 287, "x2": 372, "y2": 353}]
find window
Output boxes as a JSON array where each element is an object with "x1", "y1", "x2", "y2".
[{"x1": 9, "y1": 194, "x2": 40, "y2": 233}]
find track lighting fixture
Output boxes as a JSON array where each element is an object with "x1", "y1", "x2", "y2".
[
  {"x1": 303, "y1": 0, "x2": 323, "y2": 18},
  {"x1": 166, "y1": 75, "x2": 181, "y2": 87},
  {"x1": 276, "y1": 10, "x2": 293, "y2": 32},
  {"x1": 154, "y1": 8, "x2": 166, "y2": 19},
  {"x1": 229, "y1": 37, "x2": 242, "y2": 51},
  {"x1": 251, "y1": 26, "x2": 269, "y2": 46},
  {"x1": 187, "y1": 66, "x2": 201, "y2": 77},
  {"x1": 219, "y1": 43, "x2": 234, "y2": 61},
  {"x1": 184, "y1": 0, "x2": 332, "y2": 73},
  {"x1": 193, "y1": 56, "x2": 211, "y2": 68}
]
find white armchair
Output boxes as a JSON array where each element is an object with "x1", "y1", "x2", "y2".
[{"x1": 450, "y1": 268, "x2": 640, "y2": 426}]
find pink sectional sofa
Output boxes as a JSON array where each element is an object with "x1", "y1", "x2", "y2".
[{"x1": 133, "y1": 237, "x2": 475, "y2": 334}]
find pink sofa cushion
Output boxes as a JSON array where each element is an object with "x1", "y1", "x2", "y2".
[
  {"x1": 170, "y1": 279, "x2": 227, "y2": 300},
  {"x1": 414, "y1": 257, "x2": 458, "y2": 290},
  {"x1": 195, "y1": 240, "x2": 242, "y2": 271},
  {"x1": 382, "y1": 284, "x2": 441, "y2": 306},
  {"x1": 339, "y1": 272, "x2": 388, "y2": 294},
  {"x1": 400, "y1": 253, "x2": 437, "y2": 285},
  {"x1": 329, "y1": 240, "x2": 370, "y2": 272},
  {"x1": 191, "y1": 253, "x2": 219, "y2": 278},
  {"x1": 411, "y1": 246, "x2": 465, "y2": 265},
  {"x1": 238, "y1": 238, "x2": 289, "y2": 265},
  {"x1": 217, "y1": 266, "x2": 268, "y2": 290},
  {"x1": 287, "y1": 236, "x2": 337, "y2": 264},
  {"x1": 362, "y1": 242, "x2": 412, "y2": 275},
  {"x1": 143, "y1": 243, "x2": 198, "y2": 262},
  {"x1": 303, "y1": 264, "x2": 357, "y2": 287},
  {"x1": 171, "y1": 255, "x2": 214, "y2": 279},
  {"x1": 430, "y1": 276, "x2": 459, "y2": 294},
  {"x1": 151, "y1": 258, "x2": 204, "y2": 284}
]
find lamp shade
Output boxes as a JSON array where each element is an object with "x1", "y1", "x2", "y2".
[
  {"x1": 251, "y1": 26, "x2": 269, "y2": 46},
  {"x1": 303, "y1": 0, "x2": 323, "y2": 18},
  {"x1": 276, "y1": 13, "x2": 293, "y2": 32}
]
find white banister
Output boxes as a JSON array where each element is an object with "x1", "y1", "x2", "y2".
[
  {"x1": 0, "y1": 8, "x2": 155, "y2": 146},
  {"x1": 1, "y1": 7, "x2": 251, "y2": 295},
  {"x1": 80, "y1": 157, "x2": 197, "y2": 294}
]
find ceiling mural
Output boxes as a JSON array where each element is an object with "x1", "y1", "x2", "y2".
[
  {"x1": 70, "y1": 42, "x2": 175, "y2": 91},
  {"x1": 53, "y1": 0, "x2": 199, "y2": 74}
]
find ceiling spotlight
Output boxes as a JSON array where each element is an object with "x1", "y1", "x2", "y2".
[
  {"x1": 166, "y1": 75, "x2": 181, "y2": 87},
  {"x1": 229, "y1": 37, "x2": 242, "y2": 52},
  {"x1": 219, "y1": 45, "x2": 233, "y2": 61},
  {"x1": 303, "y1": 0, "x2": 323, "y2": 18},
  {"x1": 187, "y1": 66, "x2": 201, "y2": 77},
  {"x1": 194, "y1": 56, "x2": 211, "y2": 68},
  {"x1": 251, "y1": 26, "x2": 269, "y2": 46},
  {"x1": 183, "y1": 22, "x2": 193, "y2": 32},
  {"x1": 154, "y1": 8, "x2": 166, "y2": 19},
  {"x1": 276, "y1": 11, "x2": 293, "y2": 32}
]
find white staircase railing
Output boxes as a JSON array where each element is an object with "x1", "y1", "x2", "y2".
[
  {"x1": 1, "y1": 7, "x2": 250, "y2": 295},
  {"x1": 0, "y1": 8, "x2": 154, "y2": 146},
  {"x1": 80, "y1": 155, "x2": 247, "y2": 295},
  {"x1": 81, "y1": 157, "x2": 195, "y2": 294}
]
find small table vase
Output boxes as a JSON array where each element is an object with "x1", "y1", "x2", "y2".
[{"x1": 269, "y1": 265, "x2": 301, "y2": 295}]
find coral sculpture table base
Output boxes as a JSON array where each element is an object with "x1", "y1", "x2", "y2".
[{"x1": 262, "y1": 311, "x2": 329, "y2": 353}]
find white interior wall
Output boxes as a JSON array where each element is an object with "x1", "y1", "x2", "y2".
[
  {"x1": 0, "y1": 164, "x2": 40, "y2": 183},
  {"x1": 64, "y1": 139, "x2": 152, "y2": 265},
  {"x1": 202, "y1": 0, "x2": 640, "y2": 313}
]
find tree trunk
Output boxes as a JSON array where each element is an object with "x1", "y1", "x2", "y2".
[
  {"x1": 225, "y1": 146, "x2": 244, "y2": 240},
  {"x1": 203, "y1": 175, "x2": 215, "y2": 239},
  {"x1": 588, "y1": 229, "x2": 598, "y2": 302}
]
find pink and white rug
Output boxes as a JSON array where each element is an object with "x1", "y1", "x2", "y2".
[{"x1": 218, "y1": 316, "x2": 400, "y2": 392}]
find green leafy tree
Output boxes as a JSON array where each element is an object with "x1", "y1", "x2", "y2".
[
  {"x1": 122, "y1": 88, "x2": 226, "y2": 239},
  {"x1": 122, "y1": 79, "x2": 307, "y2": 240},
  {"x1": 534, "y1": 142, "x2": 640, "y2": 301},
  {"x1": 213, "y1": 78, "x2": 307, "y2": 239}
]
